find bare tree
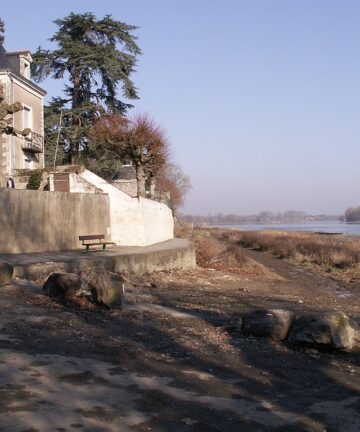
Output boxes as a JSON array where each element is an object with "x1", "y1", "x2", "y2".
[
  {"x1": 90, "y1": 113, "x2": 170, "y2": 196},
  {"x1": 156, "y1": 163, "x2": 192, "y2": 211}
]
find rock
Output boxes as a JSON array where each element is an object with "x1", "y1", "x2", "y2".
[
  {"x1": 242, "y1": 309, "x2": 296, "y2": 341},
  {"x1": 87, "y1": 271, "x2": 125, "y2": 309},
  {"x1": 0, "y1": 261, "x2": 14, "y2": 287},
  {"x1": 43, "y1": 272, "x2": 91, "y2": 299},
  {"x1": 288, "y1": 312, "x2": 358, "y2": 350}
]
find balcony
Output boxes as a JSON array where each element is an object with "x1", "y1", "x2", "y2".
[{"x1": 22, "y1": 131, "x2": 43, "y2": 153}]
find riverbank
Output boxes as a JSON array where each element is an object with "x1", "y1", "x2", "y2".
[
  {"x1": 219, "y1": 228, "x2": 360, "y2": 284},
  {"x1": 0, "y1": 227, "x2": 359, "y2": 431}
]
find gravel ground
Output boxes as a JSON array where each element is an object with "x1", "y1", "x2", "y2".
[{"x1": 0, "y1": 246, "x2": 359, "y2": 432}]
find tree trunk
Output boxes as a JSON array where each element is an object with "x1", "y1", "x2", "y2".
[
  {"x1": 136, "y1": 162, "x2": 146, "y2": 197},
  {"x1": 70, "y1": 73, "x2": 81, "y2": 165},
  {"x1": 70, "y1": 125, "x2": 79, "y2": 165}
]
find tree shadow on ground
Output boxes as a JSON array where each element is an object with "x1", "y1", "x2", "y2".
[{"x1": 0, "y1": 278, "x2": 359, "y2": 432}]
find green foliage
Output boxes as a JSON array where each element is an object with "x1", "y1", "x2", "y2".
[
  {"x1": 31, "y1": 12, "x2": 141, "y2": 164},
  {"x1": 0, "y1": 18, "x2": 4, "y2": 45},
  {"x1": 43, "y1": 102, "x2": 69, "y2": 167},
  {"x1": 26, "y1": 170, "x2": 42, "y2": 190}
]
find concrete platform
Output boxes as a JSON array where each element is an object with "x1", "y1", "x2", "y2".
[{"x1": 0, "y1": 239, "x2": 196, "y2": 283}]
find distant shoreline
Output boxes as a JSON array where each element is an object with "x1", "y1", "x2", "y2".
[{"x1": 192, "y1": 220, "x2": 360, "y2": 236}]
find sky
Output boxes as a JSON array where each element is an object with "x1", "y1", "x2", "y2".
[{"x1": 2, "y1": 0, "x2": 360, "y2": 215}]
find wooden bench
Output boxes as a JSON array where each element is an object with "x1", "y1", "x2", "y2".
[{"x1": 79, "y1": 235, "x2": 115, "y2": 252}]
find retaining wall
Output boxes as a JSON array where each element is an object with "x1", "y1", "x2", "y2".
[
  {"x1": 80, "y1": 170, "x2": 174, "y2": 246},
  {"x1": 0, "y1": 188, "x2": 111, "y2": 253}
]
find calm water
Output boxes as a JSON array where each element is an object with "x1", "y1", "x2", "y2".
[{"x1": 217, "y1": 221, "x2": 360, "y2": 236}]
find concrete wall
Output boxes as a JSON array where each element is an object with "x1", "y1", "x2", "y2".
[
  {"x1": 80, "y1": 170, "x2": 174, "y2": 247},
  {"x1": 0, "y1": 189, "x2": 111, "y2": 253},
  {"x1": 9, "y1": 239, "x2": 196, "y2": 283}
]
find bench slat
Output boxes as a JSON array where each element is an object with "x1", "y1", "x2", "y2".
[{"x1": 79, "y1": 234, "x2": 105, "y2": 241}]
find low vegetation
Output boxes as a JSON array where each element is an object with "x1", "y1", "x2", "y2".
[
  {"x1": 176, "y1": 224, "x2": 274, "y2": 276},
  {"x1": 234, "y1": 230, "x2": 360, "y2": 269},
  {"x1": 176, "y1": 224, "x2": 248, "y2": 271}
]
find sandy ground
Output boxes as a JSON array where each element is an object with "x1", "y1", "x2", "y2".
[{"x1": 0, "y1": 247, "x2": 359, "y2": 432}]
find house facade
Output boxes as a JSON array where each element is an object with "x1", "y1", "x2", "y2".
[{"x1": 0, "y1": 47, "x2": 46, "y2": 186}]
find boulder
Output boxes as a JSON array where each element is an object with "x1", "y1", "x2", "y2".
[
  {"x1": 43, "y1": 272, "x2": 91, "y2": 299},
  {"x1": 288, "y1": 312, "x2": 359, "y2": 350},
  {"x1": 0, "y1": 261, "x2": 14, "y2": 287},
  {"x1": 242, "y1": 309, "x2": 296, "y2": 341},
  {"x1": 87, "y1": 271, "x2": 125, "y2": 309}
]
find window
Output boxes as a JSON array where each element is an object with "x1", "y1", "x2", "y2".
[
  {"x1": 24, "y1": 151, "x2": 35, "y2": 169},
  {"x1": 23, "y1": 62, "x2": 30, "y2": 79},
  {"x1": 23, "y1": 106, "x2": 32, "y2": 130}
]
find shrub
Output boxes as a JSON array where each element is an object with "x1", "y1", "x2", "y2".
[{"x1": 26, "y1": 170, "x2": 42, "y2": 190}]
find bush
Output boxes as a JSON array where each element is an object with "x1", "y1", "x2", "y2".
[{"x1": 26, "y1": 170, "x2": 42, "y2": 190}]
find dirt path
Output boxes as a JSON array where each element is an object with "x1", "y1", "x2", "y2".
[
  {"x1": 0, "y1": 251, "x2": 359, "y2": 431},
  {"x1": 240, "y1": 246, "x2": 352, "y2": 297}
]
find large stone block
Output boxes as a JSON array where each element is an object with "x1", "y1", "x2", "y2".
[
  {"x1": 288, "y1": 312, "x2": 359, "y2": 350},
  {"x1": 242, "y1": 309, "x2": 296, "y2": 341},
  {"x1": 86, "y1": 271, "x2": 125, "y2": 309},
  {"x1": 0, "y1": 261, "x2": 14, "y2": 286},
  {"x1": 43, "y1": 272, "x2": 91, "y2": 299}
]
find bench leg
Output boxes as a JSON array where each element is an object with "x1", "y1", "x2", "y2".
[
  {"x1": 86, "y1": 245, "x2": 90, "y2": 253},
  {"x1": 102, "y1": 244, "x2": 107, "y2": 251}
]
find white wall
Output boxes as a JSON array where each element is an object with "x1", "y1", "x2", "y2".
[{"x1": 80, "y1": 170, "x2": 174, "y2": 246}]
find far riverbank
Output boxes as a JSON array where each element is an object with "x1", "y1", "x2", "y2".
[{"x1": 214, "y1": 220, "x2": 360, "y2": 235}]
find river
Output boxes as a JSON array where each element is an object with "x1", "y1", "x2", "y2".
[{"x1": 216, "y1": 221, "x2": 360, "y2": 235}]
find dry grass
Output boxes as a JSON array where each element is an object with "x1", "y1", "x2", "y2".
[
  {"x1": 234, "y1": 230, "x2": 360, "y2": 269},
  {"x1": 194, "y1": 235, "x2": 249, "y2": 270},
  {"x1": 176, "y1": 222, "x2": 249, "y2": 271},
  {"x1": 175, "y1": 223, "x2": 276, "y2": 276}
]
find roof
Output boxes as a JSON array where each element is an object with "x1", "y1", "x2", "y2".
[
  {"x1": 0, "y1": 69, "x2": 47, "y2": 96},
  {"x1": 5, "y1": 50, "x2": 31, "y2": 56}
]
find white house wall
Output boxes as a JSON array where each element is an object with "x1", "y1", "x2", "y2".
[{"x1": 80, "y1": 169, "x2": 174, "y2": 246}]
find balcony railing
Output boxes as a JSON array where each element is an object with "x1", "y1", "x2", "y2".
[{"x1": 22, "y1": 131, "x2": 43, "y2": 153}]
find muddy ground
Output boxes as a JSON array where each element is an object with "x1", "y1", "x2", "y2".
[{"x1": 0, "y1": 245, "x2": 359, "y2": 432}]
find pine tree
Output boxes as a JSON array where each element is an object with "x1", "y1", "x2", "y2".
[
  {"x1": 32, "y1": 12, "x2": 141, "y2": 164},
  {"x1": 43, "y1": 101, "x2": 67, "y2": 168},
  {"x1": 0, "y1": 18, "x2": 4, "y2": 45}
]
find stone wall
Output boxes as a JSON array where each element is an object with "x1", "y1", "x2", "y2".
[
  {"x1": 112, "y1": 179, "x2": 137, "y2": 197},
  {"x1": 0, "y1": 189, "x2": 111, "y2": 253},
  {"x1": 48, "y1": 172, "x2": 101, "y2": 194}
]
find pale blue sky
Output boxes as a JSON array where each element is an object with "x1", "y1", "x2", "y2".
[{"x1": 2, "y1": 0, "x2": 360, "y2": 215}]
